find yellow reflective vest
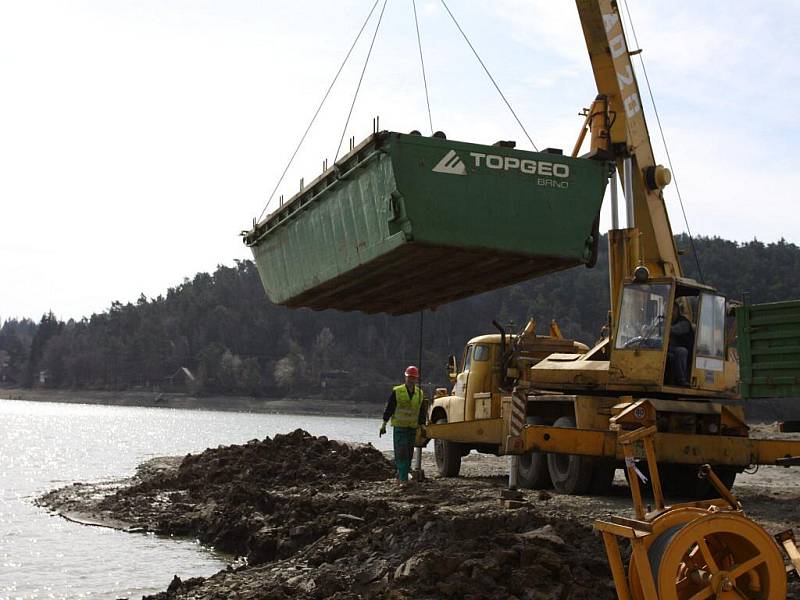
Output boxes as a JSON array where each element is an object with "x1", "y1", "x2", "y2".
[{"x1": 391, "y1": 384, "x2": 423, "y2": 428}]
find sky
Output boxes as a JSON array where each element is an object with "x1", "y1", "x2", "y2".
[{"x1": 1, "y1": 0, "x2": 799, "y2": 322}]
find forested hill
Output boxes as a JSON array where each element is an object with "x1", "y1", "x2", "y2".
[{"x1": 1, "y1": 234, "x2": 798, "y2": 402}]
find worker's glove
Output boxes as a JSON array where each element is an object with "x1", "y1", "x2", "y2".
[{"x1": 379, "y1": 422, "x2": 387, "y2": 437}]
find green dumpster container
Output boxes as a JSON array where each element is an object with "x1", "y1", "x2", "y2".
[
  {"x1": 243, "y1": 131, "x2": 609, "y2": 315},
  {"x1": 737, "y1": 300, "x2": 800, "y2": 399}
]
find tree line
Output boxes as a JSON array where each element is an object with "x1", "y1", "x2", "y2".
[{"x1": 1, "y1": 234, "x2": 798, "y2": 402}]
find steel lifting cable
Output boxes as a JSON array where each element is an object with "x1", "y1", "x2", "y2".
[
  {"x1": 418, "y1": 310, "x2": 424, "y2": 383},
  {"x1": 334, "y1": 0, "x2": 390, "y2": 162},
  {"x1": 256, "y1": 0, "x2": 382, "y2": 223},
  {"x1": 412, "y1": 0, "x2": 434, "y2": 135},
  {"x1": 620, "y1": 0, "x2": 705, "y2": 283},
  {"x1": 439, "y1": 0, "x2": 538, "y2": 152}
]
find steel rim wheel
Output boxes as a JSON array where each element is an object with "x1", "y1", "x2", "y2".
[{"x1": 651, "y1": 513, "x2": 786, "y2": 600}]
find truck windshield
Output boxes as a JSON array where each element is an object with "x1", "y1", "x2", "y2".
[
  {"x1": 462, "y1": 345, "x2": 473, "y2": 373},
  {"x1": 615, "y1": 283, "x2": 672, "y2": 350}
]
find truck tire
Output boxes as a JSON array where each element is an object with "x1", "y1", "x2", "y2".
[
  {"x1": 517, "y1": 416, "x2": 552, "y2": 489},
  {"x1": 546, "y1": 416, "x2": 594, "y2": 495},
  {"x1": 434, "y1": 418, "x2": 462, "y2": 477}
]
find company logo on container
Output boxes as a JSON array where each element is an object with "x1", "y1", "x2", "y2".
[
  {"x1": 432, "y1": 148, "x2": 571, "y2": 189},
  {"x1": 432, "y1": 150, "x2": 467, "y2": 175}
]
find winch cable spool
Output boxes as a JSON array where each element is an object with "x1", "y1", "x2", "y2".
[
  {"x1": 255, "y1": 0, "x2": 382, "y2": 223},
  {"x1": 438, "y1": 0, "x2": 539, "y2": 152},
  {"x1": 619, "y1": 0, "x2": 705, "y2": 284},
  {"x1": 598, "y1": 424, "x2": 791, "y2": 600},
  {"x1": 627, "y1": 510, "x2": 787, "y2": 599}
]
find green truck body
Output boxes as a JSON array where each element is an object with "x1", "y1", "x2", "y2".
[{"x1": 737, "y1": 300, "x2": 800, "y2": 399}]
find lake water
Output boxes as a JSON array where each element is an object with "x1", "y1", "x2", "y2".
[{"x1": 0, "y1": 398, "x2": 391, "y2": 600}]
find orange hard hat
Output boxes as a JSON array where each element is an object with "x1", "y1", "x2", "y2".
[{"x1": 404, "y1": 365, "x2": 419, "y2": 379}]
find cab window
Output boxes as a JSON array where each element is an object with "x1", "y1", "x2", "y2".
[
  {"x1": 696, "y1": 294, "x2": 725, "y2": 359},
  {"x1": 615, "y1": 283, "x2": 671, "y2": 350},
  {"x1": 462, "y1": 345, "x2": 473, "y2": 373},
  {"x1": 473, "y1": 344, "x2": 490, "y2": 362}
]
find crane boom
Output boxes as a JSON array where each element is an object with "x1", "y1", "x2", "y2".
[{"x1": 576, "y1": 0, "x2": 682, "y2": 285}]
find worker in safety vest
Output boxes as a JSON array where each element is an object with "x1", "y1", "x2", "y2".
[{"x1": 380, "y1": 365, "x2": 425, "y2": 483}]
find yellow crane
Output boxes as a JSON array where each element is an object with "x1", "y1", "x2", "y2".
[
  {"x1": 241, "y1": 2, "x2": 800, "y2": 596},
  {"x1": 424, "y1": 0, "x2": 800, "y2": 501}
]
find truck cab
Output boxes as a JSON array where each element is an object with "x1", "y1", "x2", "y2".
[
  {"x1": 430, "y1": 335, "x2": 505, "y2": 426},
  {"x1": 429, "y1": 331, "x2": 590, "y2": 431},
  {"x1": 428, "y1": 331, "x2": 589, "y2": 476}
]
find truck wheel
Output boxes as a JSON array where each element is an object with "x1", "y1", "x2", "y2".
[
  {"x1": 434, "y1": 418, "x2": 462, "y2": 477},
  {"x1": 517, "y1": 416, "x2": 552, "y2": 489},
  {"x1": 546, "y1": 416, "x2": 594, "y2": 495}
]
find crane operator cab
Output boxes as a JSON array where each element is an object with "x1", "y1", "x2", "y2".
[{"x1": 610, "y1": 277, "x2": 737, "y2": 395}]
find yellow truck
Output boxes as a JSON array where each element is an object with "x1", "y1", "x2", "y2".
[{"x1": 425, "y1": 0, "x2": 800, "y2": 497}]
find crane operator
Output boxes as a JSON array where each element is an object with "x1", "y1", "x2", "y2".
[{"x1": 667, "y1": 302, "x2": 694, "y2": 386}]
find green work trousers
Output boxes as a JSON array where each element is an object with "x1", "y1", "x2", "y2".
[{"x1": 392, "y1": 426, "x2": 416, "y2": 481}]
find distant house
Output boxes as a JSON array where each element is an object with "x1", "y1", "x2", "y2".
[
  {"x1": 320, "y1": 369, "x2": 351, "y2": 397},
  {"x1": 0, "y1": 350, "x2": 9, "y2": 383},
  {"x1": 163, "y1": 367, "x2": 196, "y2": 391}
]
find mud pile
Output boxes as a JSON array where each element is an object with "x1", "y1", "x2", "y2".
[
  {"x1": 69, "y1": 429, "x2": 615, "y2": 599},
  {"x1": 146, "y1": 481, "x2": 615, "y2": 600},
  {"x1": 98, "y1": 429, "x2": 395, "y2": 564},
  {"x1": 38, "y1": 426, "x2": 800, "y2": 599}
]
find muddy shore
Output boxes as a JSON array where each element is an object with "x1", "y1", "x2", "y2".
[{"x1": 38, "y1": 426, "x2": 800, "y2": 599}]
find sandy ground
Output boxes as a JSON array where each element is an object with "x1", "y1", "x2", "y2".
[{"x1": 36, "y1": 424, "x2": 800, "y2": 600}]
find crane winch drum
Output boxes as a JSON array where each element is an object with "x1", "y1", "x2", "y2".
[{"x1": 243, "y1": 131, "x2": 610, "y2": 315}]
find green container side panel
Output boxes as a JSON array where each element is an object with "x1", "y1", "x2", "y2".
[
  {"x1": 244, "y1": 131, "x2": 609, "y2": 315},
  {"x1": 389, "y1": 135, "x2": 606, "y2": 259},
  {"x1": 250, "y1": 152, "x2": 403, "y2": 305},
  {"x1": 737, "y1": 300, "x2": 800, "y2": 399}
]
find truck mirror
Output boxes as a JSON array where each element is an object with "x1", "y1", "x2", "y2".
[{"x1": 447, "y1": 354, "x2": 458, "y2": 382}]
